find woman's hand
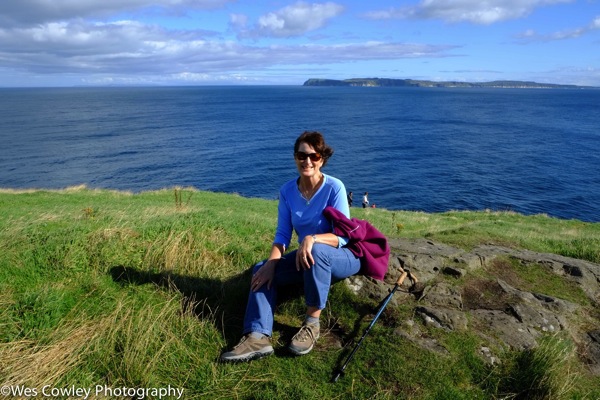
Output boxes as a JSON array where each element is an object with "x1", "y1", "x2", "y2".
[
  {"x1": 296, "y1": 235, "x2": 316, "y2": 271},
  {"x1": 251, "y1": 259, "x2": 277, "y2": 292}
]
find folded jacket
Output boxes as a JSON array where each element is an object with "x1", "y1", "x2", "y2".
[{"x1": 323, "y1": 206, "x2": 390, "y2": 280}]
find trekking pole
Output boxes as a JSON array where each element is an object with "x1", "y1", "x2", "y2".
[{"x1": 332, "y1": 270, "x2": 409, "y2": 382}]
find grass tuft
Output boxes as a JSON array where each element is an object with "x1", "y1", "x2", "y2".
[{"x1": 487, "y1": 334, "x2": 577, "y2": 400}]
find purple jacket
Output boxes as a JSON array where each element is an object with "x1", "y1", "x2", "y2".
[{"x1": 323, "y1": 206, "x2": 390, "y2": 281}]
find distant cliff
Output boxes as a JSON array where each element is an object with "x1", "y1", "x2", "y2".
[{"x1": 303, "y1": 77, "x2": 593, "y2": 89}]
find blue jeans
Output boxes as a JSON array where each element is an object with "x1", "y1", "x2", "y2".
[{"x1": 243, "y1": 244, "x2": 361, "y2": 336}]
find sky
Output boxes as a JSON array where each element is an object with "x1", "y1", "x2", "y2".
[{"x1": 0, "y1": 0, "x2": 599, "y2": 87}]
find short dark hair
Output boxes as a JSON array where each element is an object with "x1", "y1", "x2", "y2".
[{"x1": 294, "y1": 131, "x2": 334, "y2": 166}]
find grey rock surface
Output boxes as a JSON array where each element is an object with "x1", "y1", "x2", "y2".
[{"x1": 345, "y1": 238, "x2": 600, "y2": 374}]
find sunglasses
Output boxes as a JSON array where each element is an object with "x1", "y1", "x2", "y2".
[{"x1": 295, "y1": 151, "x2": 322, "y2": 162}]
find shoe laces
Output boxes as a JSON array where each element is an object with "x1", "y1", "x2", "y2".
[{"x1": 293, "y1": 324, "x2": 317, "y2": 343}]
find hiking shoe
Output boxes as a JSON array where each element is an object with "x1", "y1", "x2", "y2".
[
  {"x1": 288, "y1": 323, "x2": 320, "y2": 355},
  {"x1": 220, "y1": 335, "x2": 273, "y2": 362}
]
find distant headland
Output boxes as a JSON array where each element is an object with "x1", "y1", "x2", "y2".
[{"x1": 303, "y1": 77, "x2": 596, "y2": 89}]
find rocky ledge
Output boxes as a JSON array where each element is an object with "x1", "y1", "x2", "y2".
[{"x1": 345, "y1": 238, "x2": 600, "y2": 375}]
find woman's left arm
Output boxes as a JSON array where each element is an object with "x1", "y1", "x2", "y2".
[
  {"x1": 331, "y1": 185, "x2": 350, "y2": 218},
  {"x1": 296, "y1": 233, "x2": 339, "y2": 270}
]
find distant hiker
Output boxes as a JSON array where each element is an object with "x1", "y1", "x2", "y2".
[
  {"x1": 347, "y1": 191, "x2": 353, "y2": 207},
  {"x1": 362, "y1": 192, "x2": 369, "y2": 208}
]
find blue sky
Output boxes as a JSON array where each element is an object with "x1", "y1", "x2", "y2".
[{"x1": 0, "y1": 0, "x2": 598, "y2": 87}]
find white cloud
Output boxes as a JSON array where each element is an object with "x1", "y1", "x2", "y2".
[
  {"x1": 0, "y1": 0, "x2": 234, "y2": 26},
  {"x1": 0, "y1": 19, "x2": 457, "y2": 79},
  {"x1": 0, "y1": 0, "x2": 459, "y2": 85},
  {"x1": 237, "y1": 1, "x2": 345, "y2": 38},
  {"x1": 1, "y1": 0, "x2": 593, "y2": 86},
  {"x1": 365, "y1": 0, "x2": 573, "y2": 25},
  {"x1": 229, "y1": 13, "x2": 248, "y2": 30},
  {"x1": 516, "y1": 15, "x2": 600, "y2": 42},
  {"x1": 518, "y1": 29, "x2": 537, "y2": 38},
  {"x1": 550, "y1": 27, "x2": 585, "y2": 40},
  {"x1": 535, "y1": 65, "x2": 600, "y2": 87}
]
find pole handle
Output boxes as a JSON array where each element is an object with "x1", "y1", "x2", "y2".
[{"x1": 395, "y1": 271, "x2": 408, "y2": 287}]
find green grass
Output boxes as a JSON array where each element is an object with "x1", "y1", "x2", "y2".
[
  {"x1": 1, "y1": 186, "x2": 599, "y2": 399},
  {"x1": 481, "y1": 334, "x2": 579, "y2": 400}
]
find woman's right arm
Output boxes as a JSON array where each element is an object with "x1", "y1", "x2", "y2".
[
  {"x1": 251, "y1": 243, "x2": 285, "y2": 291},
  {"x1": 268, "y1": 243, "x2": 285, "y2": 261},
  {"x1": 273, "y1": 189, "x2": 293, "y2": 249},
  {"x1": 252, "y1": 185, "x2": 291, "y2": 292}
]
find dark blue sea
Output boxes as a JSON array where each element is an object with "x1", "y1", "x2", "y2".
[{"x1": 1, "y1": 86, "x2": 599, "y2": 222}]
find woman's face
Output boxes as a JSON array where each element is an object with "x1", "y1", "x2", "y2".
[{"x1": 295, "y1": 141, "x2": 323, "y2": 179}]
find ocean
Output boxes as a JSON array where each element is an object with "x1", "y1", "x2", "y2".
[{"x1": 1, "y1": 86, "x2": 599, "y2": 222}]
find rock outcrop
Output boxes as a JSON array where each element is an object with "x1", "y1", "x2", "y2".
[{"x1": 345, "y1": 238, "x2": 600, "y2": 375}]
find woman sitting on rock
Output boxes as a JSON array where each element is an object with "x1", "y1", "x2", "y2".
[{"x1": 220, "y1": 131, "x2": 361, "y2": 362}]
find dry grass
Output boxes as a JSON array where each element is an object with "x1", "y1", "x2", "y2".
[
  {"x1": 0, "y1": 317, "x2": 103, "y2": 387},
  {"x1": 143, "y1": 229, "x2": 234, "y2": 278},
  {"x1": 0, "y1": 184, "x2": 134, "y2": 195},
  {"x1": 0, "y1": 292, "x2": 221, "y2": 392}
]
